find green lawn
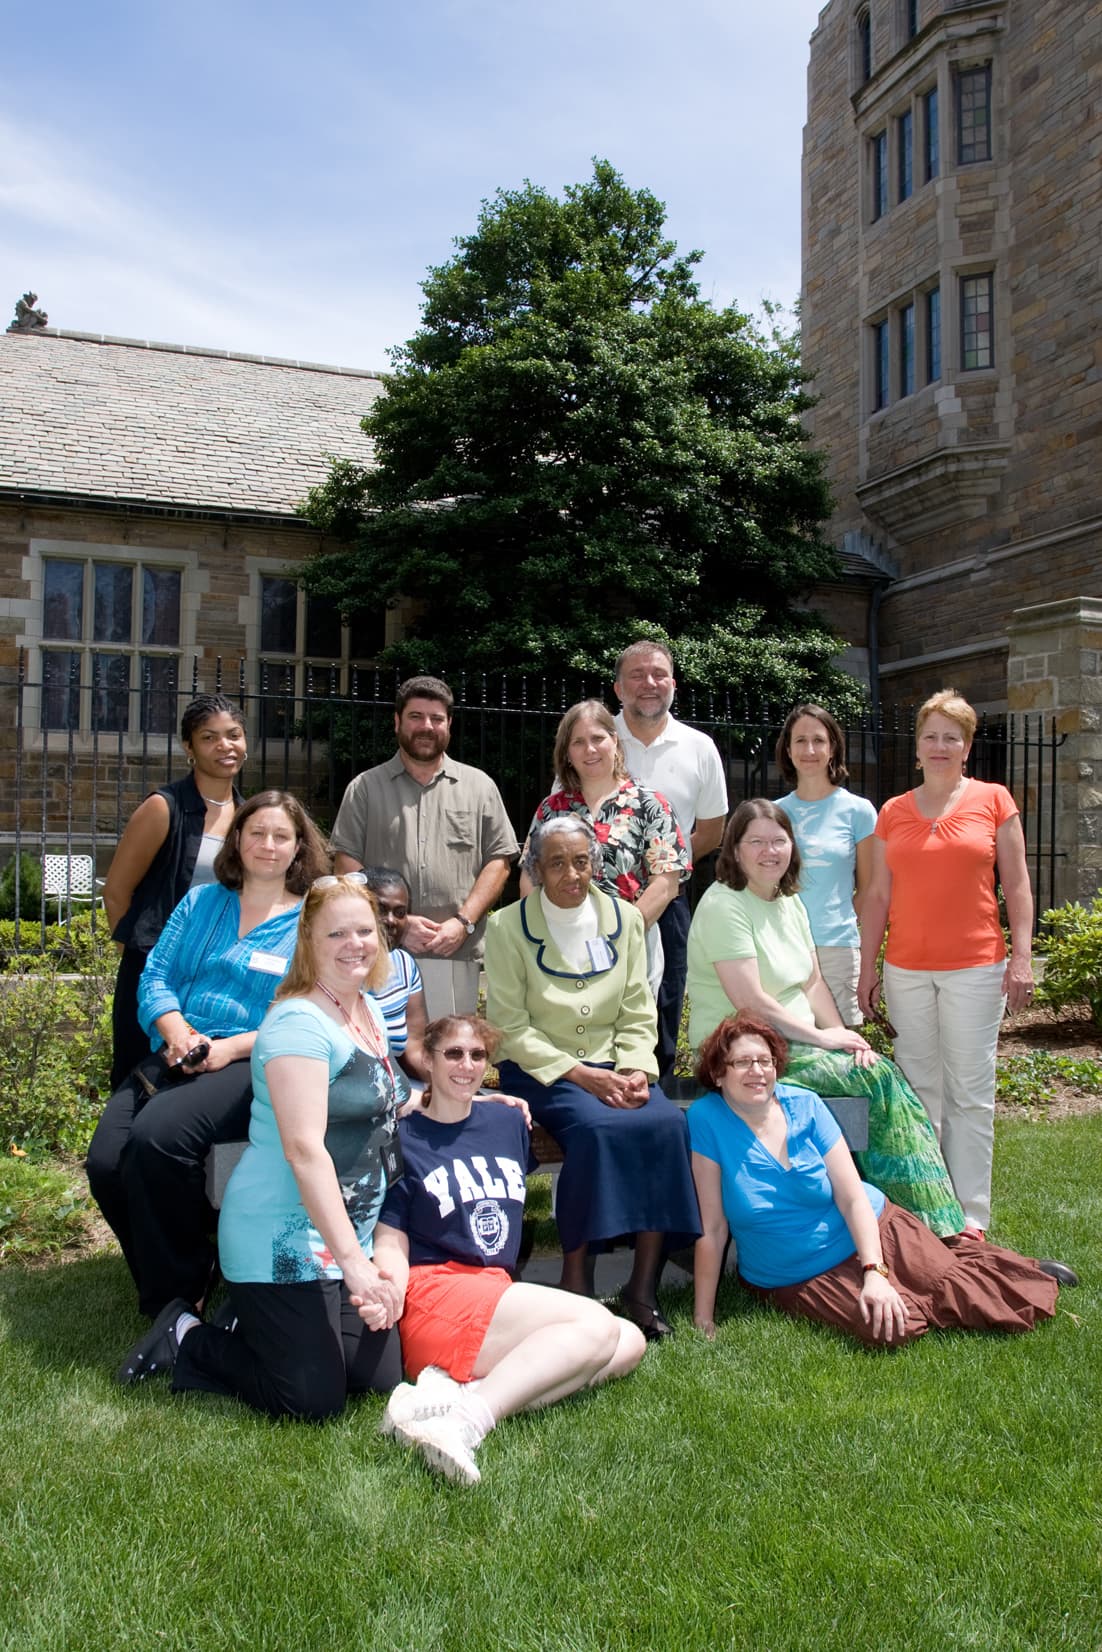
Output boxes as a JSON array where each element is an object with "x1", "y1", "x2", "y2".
[{"x1": 1, "y1": 1116, "x2": 1099, "y2": 1652}]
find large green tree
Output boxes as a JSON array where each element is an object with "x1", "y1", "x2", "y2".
[{"x1": 303, "y1": 161, "x2": 859, "y2": 708}]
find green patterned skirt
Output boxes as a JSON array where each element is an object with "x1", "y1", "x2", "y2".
[{"x1": 784, "y1": 1043, "x2": 965, "y2": 1238}]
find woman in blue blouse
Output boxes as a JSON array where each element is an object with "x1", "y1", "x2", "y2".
[
  {"x1": 116, "y1": 875, "x2": 409, "y2": 1414},
  {"x1": 689, "y1": 1013, "x2": 1064, "y2": 1346},
  {"x1": 89, "y1": 790, "x2": 328, "y2": 1321}
]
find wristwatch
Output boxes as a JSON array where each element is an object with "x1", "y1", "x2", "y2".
[
  {"x1": 862, "y1": 1261, "x2": 890, "y2": 1279},
  {"x1": 456, "y1": 912, "x2": 476, "y2": 936}
]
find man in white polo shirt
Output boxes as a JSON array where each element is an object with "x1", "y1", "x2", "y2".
[{"x1": 613, "y1": 641, "x2": 728, "y2": 1084}]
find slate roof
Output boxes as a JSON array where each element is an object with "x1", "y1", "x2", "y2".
[{"x1": 0, "y1": 329, "x2": 384, "y2": 519}]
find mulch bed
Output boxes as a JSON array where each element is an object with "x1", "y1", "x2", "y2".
[{"x1": 996, "y1": 1001, "x2": 1102, "y2": 1118}]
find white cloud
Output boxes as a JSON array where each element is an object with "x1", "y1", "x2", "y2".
[
  {"x1": 0, "y1": 1, "x2": 823, "y2": 361},
  {"x1": 0, "y1": 112, "x2": 414, "y2": 366}
]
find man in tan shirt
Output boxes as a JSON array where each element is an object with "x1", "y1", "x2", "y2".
[{"x1": 331, "y1": 676, "x2": 518, "y2": 1020}]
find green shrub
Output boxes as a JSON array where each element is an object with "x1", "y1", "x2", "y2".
[
  {"x1": 0, "y1": 908, "x2": 115, "y2": 972},
  {"x1": 0, "y1": 1155, "x2": 93, "y2": 1261},
  {"x1": 1035, "y1": 895, "x2": 1102, "y2": 1025},
  {"x1": 0, "y1": 957, "x2": 112, "y2": 1155},
  {"x1": 0, "y1": 853, "x2": 43, "y2": 920}
]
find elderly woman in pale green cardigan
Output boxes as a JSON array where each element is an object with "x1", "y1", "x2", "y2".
[{"x1": 485, "y1": 816, "x2": 700, "y2": 1340}]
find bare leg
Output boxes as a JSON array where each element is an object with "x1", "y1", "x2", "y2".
[
  {"x1": 388, "y1": 1285, "x2": 647, "y2": 1485},
  {"x1": 471, "y1": 1283, "x2": 646, "y2": 1420},
  {"x1": 558, "y1": 1243, "x2": 596, "y2": 1296}
]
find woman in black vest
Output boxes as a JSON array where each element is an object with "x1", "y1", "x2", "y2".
[{"x1": 102, "y1": 695, "x2": 247, "y2": 1088}]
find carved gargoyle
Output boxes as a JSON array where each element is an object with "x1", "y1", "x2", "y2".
[{"x1": 8, "y1": 292, "x2": 48, "y2": 332}]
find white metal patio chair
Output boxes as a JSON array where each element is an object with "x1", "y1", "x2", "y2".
[{"x1": 41, "y1": 854, "x2": 100, "y2": 921}]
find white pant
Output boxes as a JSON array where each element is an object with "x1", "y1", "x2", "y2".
[
  {"x1": 416, "y1": 957, "x2": 483, "y2": 1023},
  {"x1": 883, "y1": 959, "x2": 1006, "y2": 1231},
  {"x1": 645, "y1": 922, "x2": 665, "y2": 1001},
  {"x1": 816, "y1": 944, "x2": 861, "y2": 1028}
]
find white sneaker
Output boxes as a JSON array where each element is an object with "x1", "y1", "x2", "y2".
[
  {"x1": 380, "y1": 1375, "x2": 461, "y2": 1444},
  {"x1": 416, "y1": 1365, "x2": 462, "y2": 1397},
  {"x1": 409, "y1": 1410, "x2": 482, "y2": 1486}
]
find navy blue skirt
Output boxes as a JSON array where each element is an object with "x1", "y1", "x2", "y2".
[{"x1": 498, "y1": 1060, "x2": 701, "y2": 1253}]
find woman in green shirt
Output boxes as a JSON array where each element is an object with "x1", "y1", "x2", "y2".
[{"x1": 686, "y1": 800, "x2": 963, "y2": 1237}]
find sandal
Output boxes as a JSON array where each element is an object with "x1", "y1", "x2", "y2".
[{"x1": 615, "y1": 1293, "x2": 674, "y2": 1341}]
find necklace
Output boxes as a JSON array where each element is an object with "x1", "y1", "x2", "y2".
[
  {"x1": 924, "y1": 777, "x2": 966, "y2": 835},
  {"x1": 315, "y1": 980, "x2": 387, "y2": 1057},
  {"x1": 200, "y1": 794, "x2": 233, "y2": 807}
]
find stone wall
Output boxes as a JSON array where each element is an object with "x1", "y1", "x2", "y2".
[
  {"x1": 1007, "y1": 596, "x2": 1102, "y2": 908},
  {"x1": 803, "y1": 0, "x2": 1102, "y2": 710},
  {"x1": 0, "y1": 500, "x2": 398, "y2": 856}
]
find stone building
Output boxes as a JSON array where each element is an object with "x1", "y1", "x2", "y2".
[
  {"x1": 0, "y1": 323, "x2": 387, "y2": 852},
  {"x1": 802, "y1": 0, "x2": 1102, "y2": 713}
]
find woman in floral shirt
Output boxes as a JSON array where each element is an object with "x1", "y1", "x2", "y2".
[{"x1": 521, "y1": 700, "x2": 691, "y2": 991}]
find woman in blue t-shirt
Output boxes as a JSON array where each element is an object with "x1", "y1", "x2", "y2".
[
  {"x1": 372, "y1": 1015, "x2": 647, "y2": 1486},
  {"x1": 689, "y1": 1013, "x2": 1065, "y2": 1347},
  {"x1": 115, "y1": 875, "x2": 409, "y2": 1415},
  {"x1": 774, "y1": 703, "x2": 877, "y2": 1028}
]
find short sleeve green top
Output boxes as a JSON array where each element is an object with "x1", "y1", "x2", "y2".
[{"x1": 686, "y1": 883, "x2": 816, "y2": 1050}]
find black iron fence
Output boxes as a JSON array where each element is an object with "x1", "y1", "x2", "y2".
[{"x1": 0, "y1": 654, "x2": 1066, "y2": 934}]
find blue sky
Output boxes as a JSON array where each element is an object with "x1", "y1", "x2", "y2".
[{"x1": 1, "y1": 1, "x2": 826, "y2": 372}]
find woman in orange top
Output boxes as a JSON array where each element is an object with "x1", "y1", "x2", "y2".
[{"x1": 858, "y1": 690, "x2": 1034, "y2": 1236}]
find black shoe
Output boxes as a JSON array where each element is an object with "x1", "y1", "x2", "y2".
[
  {"x1": 1036, "y1": 1258, "x2": 1079, "y2": 1288},
  {"x1": 615, "y1": 1293, "x2": 674, "y2": 1341},
  {"x1": 116, "y1": 1297, "x2": 195, "y2": 1385},
  {"x1": 208, "y1": 1297, "x2": 239, "y2": 1334}
]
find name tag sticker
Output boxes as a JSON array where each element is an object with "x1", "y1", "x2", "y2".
[
  {"x1": 249, "y1": 950, "x2": 288, "y2": 976},
  {"x1": 586, "y1": 937, "x2": 614, "y2": 972}
]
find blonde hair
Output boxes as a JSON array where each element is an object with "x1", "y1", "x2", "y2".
[
  {"x1": 552, "y1": 699, "x2": 628, "y2": 793},
  {"x1": 915, "y1": 688, "x2": 977, "y2": 744},
  {"x1": 274, "y1": 878, "x2": 391, "y2": 1003}
]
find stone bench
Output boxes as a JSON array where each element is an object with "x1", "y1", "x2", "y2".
[
  {"x1": 663, "y1": 1079, "x2": 870, "y2": 1151},
  {"x1": 205, "y1": 1119, "x2": 565, "y2": 1210},
  {"x1": 205, "y1": 1090, "x2": 868, "y2": 1210}
]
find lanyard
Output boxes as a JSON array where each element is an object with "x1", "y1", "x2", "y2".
[{"x1": 314, "y1": 980, "x2": 394, "y2": 1084}]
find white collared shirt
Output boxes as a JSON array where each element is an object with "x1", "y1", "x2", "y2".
[{"x1": 613, "y1": 711, "x2": 728, "y2": 846}]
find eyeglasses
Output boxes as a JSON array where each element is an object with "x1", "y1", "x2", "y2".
[
  {"x1": 727, "y1": 1055, "x2": 776, "y2": 1071},
  {"x1": 440, "y1": 1046, "x2": 488, "y2": 1062},
  {"x1": 312, "y1": 872, "x2": 369, "y2": 890}
]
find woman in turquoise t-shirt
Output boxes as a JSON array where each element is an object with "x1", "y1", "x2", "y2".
[
  {"x1": 116, "y1": 876, "x2": 409, "y2": 1417},
  {"x1": 774, "y1": 703, "x2": 876, "y2": 1028}
]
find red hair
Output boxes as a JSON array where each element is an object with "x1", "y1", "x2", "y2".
[{"x1": 694, "y1": 1014, "x2": 789, "y2": 1091}]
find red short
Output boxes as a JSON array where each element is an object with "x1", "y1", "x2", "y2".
[{"x1": 398, "y1": 1261, "x2": 513, "y2": 1382}]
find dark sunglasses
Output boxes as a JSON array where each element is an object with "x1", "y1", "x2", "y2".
[
  {"x1": 866, "y1": 1004, "x2": 897, "y2": 1040},
  {"x1": 440, "y1": 1046, "x2": 488, "y2": 1062}
]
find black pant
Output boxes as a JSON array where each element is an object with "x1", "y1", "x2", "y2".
[
  {"x1": 173, "y1": 1280, "x2": 402, "y2": 1420},
  {"x1": 110, "y1": 946, "x2": 153, "y2": 1091},
  {"x1": 656, "y1": 890, "x2": 692, "y2": 1086},
  {"x1": 86, "y1": 1058, "x2": 254, "y2": 1318}
]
